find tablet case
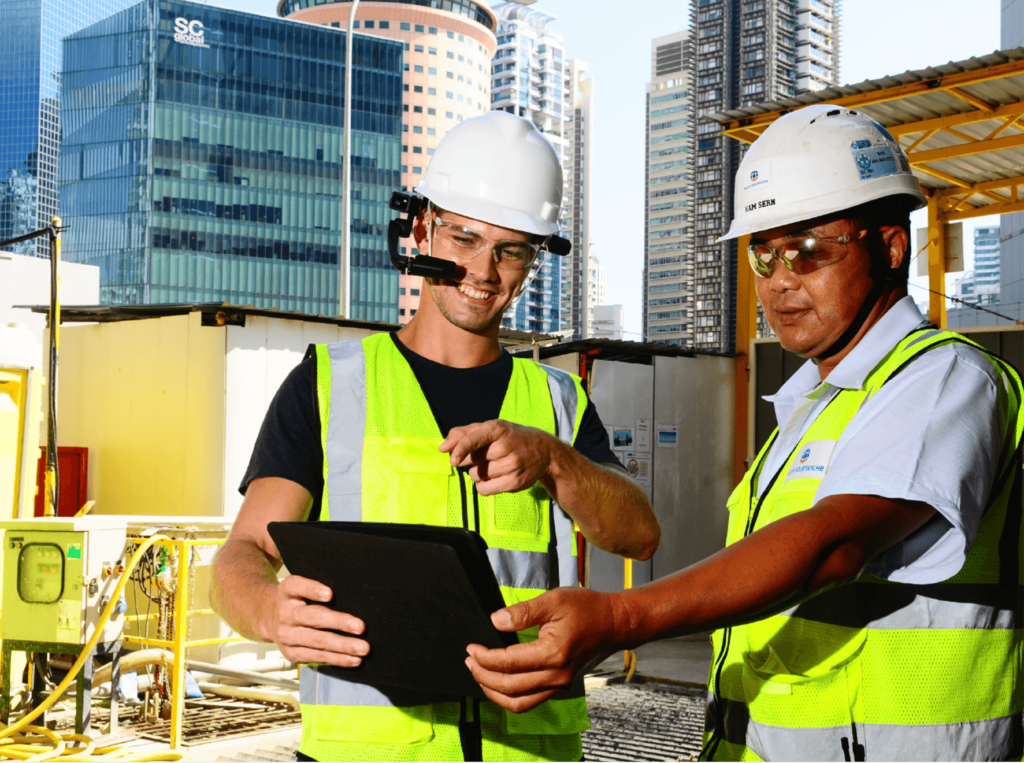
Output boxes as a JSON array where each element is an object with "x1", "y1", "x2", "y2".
[{"x1": 268, "y1": 521, "x2": 519, "y2": 701}]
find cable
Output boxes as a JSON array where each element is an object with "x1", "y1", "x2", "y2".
[
  {"x1": 906, "y1": 281, "x2": 1024, "y2": 325},
  {"x1": 0, "y1": 535, "x2": 183, "y2": 762}
]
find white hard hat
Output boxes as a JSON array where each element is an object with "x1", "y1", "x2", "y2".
[
  {"x1": 415, "y1": 111, "x2": 564, "y2": 236},
  {"x1": 719, "y1": 104, "x2": 927, "y2": 241}
]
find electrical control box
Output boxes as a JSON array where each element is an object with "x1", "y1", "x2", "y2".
[{"x1": 0, "y1": 517, "x2": 128, "y2": 645}]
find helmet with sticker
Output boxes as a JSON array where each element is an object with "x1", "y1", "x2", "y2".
[{"x1": 718, "y1": 104, "x2": 927, "y2": 242}]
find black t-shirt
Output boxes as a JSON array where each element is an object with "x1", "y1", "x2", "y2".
[{"x1": 240, "y1": 333, "x2": 621, "y2": 520}]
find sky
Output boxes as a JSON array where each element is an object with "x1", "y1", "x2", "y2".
[{"x1": 204, "y1": 0, "x2": 1002, "y2": 337}]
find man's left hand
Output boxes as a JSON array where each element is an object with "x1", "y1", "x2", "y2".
[
  {"x1": 440, "y1": 419, "x2": 554, "y2": 495},
  {"x1": 465, "y1": 587, "x2": 621, "y2": 713}
]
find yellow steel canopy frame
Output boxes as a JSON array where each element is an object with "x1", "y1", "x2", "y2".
[{"x1": 718, "y1": 52, "x2": 1024, "y2": 484}]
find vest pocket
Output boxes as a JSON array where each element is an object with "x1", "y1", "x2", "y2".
[
  {"x1": 312, "y1": 703, "x2": 434, "y2": 745},
  {"x1": 481, "y1": 486, "x2": 550, "y2": 544},
  {"x1": 377, "y1": 437, "x2": 453, "y2": 526},
  {"x1": 503, "y1": 697, "x2": 591, "y2": 736}
]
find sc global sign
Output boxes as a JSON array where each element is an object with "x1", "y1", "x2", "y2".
[{"x1": 173, "y1": 17, "x2": 210, "y2": 48}]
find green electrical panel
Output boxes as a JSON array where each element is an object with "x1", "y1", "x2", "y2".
[{"x1": 0, "y1": 518, "x2": 127, "y2": 645}]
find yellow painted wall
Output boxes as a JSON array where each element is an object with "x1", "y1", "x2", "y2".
[
  {"x1": 0, "y1": 370, "x2": 27, "y2": 518},
  {"x1": 57, "y1": 313, "x2": 226, "y2": 517}
]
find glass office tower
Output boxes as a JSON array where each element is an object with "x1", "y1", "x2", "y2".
[
  {"x1": 1, "y1": 0, "x2": 137, "y2": 256},
  {"x1": 59, "y1": 0, "x2": 403, "y2": 319}
]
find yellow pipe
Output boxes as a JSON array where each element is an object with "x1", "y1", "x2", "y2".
[{"x1": 0, "y1": 535, "x2": 183, "y2": 761}]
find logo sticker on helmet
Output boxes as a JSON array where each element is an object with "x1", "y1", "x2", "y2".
[
  {"x1": 742, "y1": 163, "x2": 771, "y2": 193},
  {"x1": 852, "y1": 146, "x2": 898, "y2": 181},
  {"x1": 851, "y1": 139, "x2": 872, "y2": 149}
]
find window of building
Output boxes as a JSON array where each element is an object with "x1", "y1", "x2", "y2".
[
  {"x1": 447, "y1": 30, "x2": 455, "y2": 38},
  {"x1": 427, "y1": 88, "x2": 436, "y2": 95},
  {"x1": 411, "y1": 310, "x2": 417, "y2": 316},
  {"x1": 401, "y1": 22, "x2": 410, "y2": 30},
  {"x1": 429, "y1": 47, "x2": 437, "y2": 54},
  {"x1": 364, "y1": 20, "x2": 374, "y2": 28},
  {"x1": 413, "y1": 146, "x2": 422, "y2": 153},
  {"x1": 446, "y1": 91, "x2": 454, "y2": 98},
  {"x1": 458, "y1": 115, "x2": 463, "y2": 121},
  {"x1": 428, "y1": 67, "x2": 437, "y2": 75},
  {"x1": 447, "y1": 51, "x2": 454, "y2": 59},
  {"x1": 400, "y1": 309, "x2": 406, "y2": 316},
  {"x1": 414, "y1": 106, "x2": 423, "y2": 113},
  {"x1": 415, "y1": 24, "x2": 424, "y2": 32},
  {"x1": 415, "y1": 44, "x2": 424, "y2": 52},
  {"x1": 403, "y1": 84, "x2": 409, "y2": 91},
  {"x1": 353, "y1": 20, "x2": 360, "y2": 28},
  {"x1": 402, "y1": 125, "x2": 409, "y2": 132},
  {"x1": 458, "y1": 94, "x2": 464, "y2": 102},
  {"x1": 400, "y1": 287, "x2": 407, "y2": 295},
  {"x1": 402, "y1": 145, "x2": 408, "y2": 152},
  {"x1": 429, "y1": 27, "x2": 437, "y2": 34},
  {"x1": 330, "y1": 21, "x2": 340, "y2": 28},
  {"x1": 414, "y1": 65, "x2": 424, "y2": 73},
  {"x1": 446, "y1": 111, "x2": 454, "y2": 118},
  {"x1": 427, "y1": 128, "x2": 436, "y2": 135},
  {"x1": 428, "y1": 148, "x2": 435, "y2": 155},
  {"x1": 404, "y1": 63, "x2": 410, "y2": 71},
  {"x1": 379, "y1": 21, "x2": 390, "y2": 29},
  {"x1": 402, "y1": 165, "x2": 408, "y2": 172},
  {"x1": 413, "y1": 126, "x2": 423, "y2": 133},
  {"x1": 414, "y1": 85, "x2": 423, "y2": 93},
  {"x1": 447, "y1": 71, "x2": 455, "y2": 79},
  {"x1": 411, "y1": 288, "x2": 420, "y2": 296},
  {"x1": 413, "y1": 167, "x2": 423, "y2": 174},
  {"x1": 428, "y1": 107, "x2": 436, "y2": 115},
  {"x1": 458, "y1": 34, "x2": 464, "y2": 41},
  {"x1": 459, "y1": 54, "x2": 465, "y2": 62},
  {"x1": 404, "y1": 42, "x2": 410, "y2": 50},
  {"x1": 403, "y1": 104, "x2": 409, "y2": 112}
]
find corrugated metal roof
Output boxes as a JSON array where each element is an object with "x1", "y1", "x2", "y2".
[
  {"x1": 19, "y1": 302, "x2": 558, "y2": 348},
  {"x1": 708, "y1": 47, "x2": 1024, "y2": 210}
]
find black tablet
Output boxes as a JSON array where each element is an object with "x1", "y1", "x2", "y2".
[{"x1": 268, "y1": 521, "x2": 518, "y2": 700}]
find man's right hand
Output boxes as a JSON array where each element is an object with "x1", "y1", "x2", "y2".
[{"x1": 269, "y1": 574, "x2": 370, "y2": 668}]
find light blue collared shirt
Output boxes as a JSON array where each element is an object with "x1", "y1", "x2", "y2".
[{"x1": 758, "y1": 296, "x2": 1009, "y2": 584}]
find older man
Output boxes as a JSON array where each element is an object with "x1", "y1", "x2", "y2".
[{"x1": 465, "y1": 105, "x2": 1024, "y2": 762}]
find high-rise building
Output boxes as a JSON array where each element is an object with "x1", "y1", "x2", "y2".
[
  {"x1": 954, "y1": 226, "x2": 1001, "y2": 307},
  {"x1": 60, "y1": 0, "x2": 403, "y2": 318},
  {"x1": 689, "y1": 0, "x2": 841, "y2": 350},
  {"x1": 643, "y1": 31, "x2": 694, "y2": 346},
  {"x1": 587, "y1": 246, "x2": 606, "y2": 333},
  {"x1": 490, "y1": 1, "x2": 570, "y2": 335},
  {"x1": 0, "y1": 0, "x2": 138, "y2": 257},
  {"x1": 280, "y1": 0, "x2": 497, "y2": 323},
  {"x1": 561, "y1": 59, "x2": 595, "y2": 338}
]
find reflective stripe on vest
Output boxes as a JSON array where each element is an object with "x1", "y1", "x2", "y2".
[
  {"x1": 703, "y1": 329, "x2": 1024, "y2": 762},
  {"x1": 301, "y1": 333, "x2": 589, "y2": 760}
]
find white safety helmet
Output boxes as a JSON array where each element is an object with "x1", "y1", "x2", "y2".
[
  {"x1": 415, "y1": 111, "x2": 564, "y2": 236},
  {"x1": 719, "y1": 104, "x2": 926, "y2": 242}
]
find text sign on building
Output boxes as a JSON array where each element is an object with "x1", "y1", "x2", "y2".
[{"x1": 173, "y1": 17, "x2": 209, "y2": 48}]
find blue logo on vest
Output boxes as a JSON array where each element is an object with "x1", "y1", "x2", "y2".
[{"x1": 800, "y1": 447, "x2": 811, "y2": 462}]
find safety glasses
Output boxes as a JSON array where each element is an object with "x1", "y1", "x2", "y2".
[
  {"x1": 747, "y1": 229, "x2": 870, "y2": 278},
  {"x1": 429, "y1": 210, "x2": 542, "y2": 271}
]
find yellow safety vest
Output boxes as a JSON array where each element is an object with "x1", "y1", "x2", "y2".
[
  {"x1": 704, "y1": 329, "x2": 1024, "y2": 762},
  {"x1": 300, "y1": 333, "x2": 590, "y2": 762}
]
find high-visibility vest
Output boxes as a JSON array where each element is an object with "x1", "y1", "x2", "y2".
[
  {"x1": 703, "y1": 329, "x2": 1024, "y2": 762},
  {"x1": 299, "y1": 333, "x2": 591, "y2": 762}
]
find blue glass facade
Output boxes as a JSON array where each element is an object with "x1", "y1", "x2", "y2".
[
  {"x1": 1, "y1": 0, "x2": 137, "y2": 256},
  {"x1": 502, "y1": 255, "x2": 562, "y2": 334},
  {"x1": 59, "y1": 0, "x2": 403, "y2": 319}
]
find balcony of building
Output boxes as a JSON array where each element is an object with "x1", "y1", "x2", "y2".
[{"x1": 796, "y1": 0, "x2": 833, "y2": 21}]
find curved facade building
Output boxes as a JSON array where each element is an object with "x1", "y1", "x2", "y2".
[{"x1": 280, "y1": 0, "x2": 497, "y2": 322}]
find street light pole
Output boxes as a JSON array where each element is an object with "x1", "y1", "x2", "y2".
[{"x1": 341, "y1": 0, "x2": 360, "y2": 318}]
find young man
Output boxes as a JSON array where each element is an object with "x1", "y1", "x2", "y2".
[
  {"x1": 210, "y1": 112, "x2": 660, "y2": 762},
  {"x1": 465, "y1": 105, "x2": 1024, "y2": 762}
]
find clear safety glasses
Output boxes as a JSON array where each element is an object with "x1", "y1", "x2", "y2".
[
  {"x1": 429, "y1": 210, "x2": 542, "y2": 271},
  {"x1": 747, "y1": 229, "x2": 870, "y2": 278}
]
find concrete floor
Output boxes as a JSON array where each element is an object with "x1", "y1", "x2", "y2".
[{"x1": 595, "y1": 635, "x2": 714, "y2": 687}]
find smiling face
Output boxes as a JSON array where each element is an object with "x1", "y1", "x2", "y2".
[
  {"x1": 412, "y1": 208, "x2": 534, "y2": 333},
  {"x1": 753, "y1": 216, "x2": 878, "y2": 359}
]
